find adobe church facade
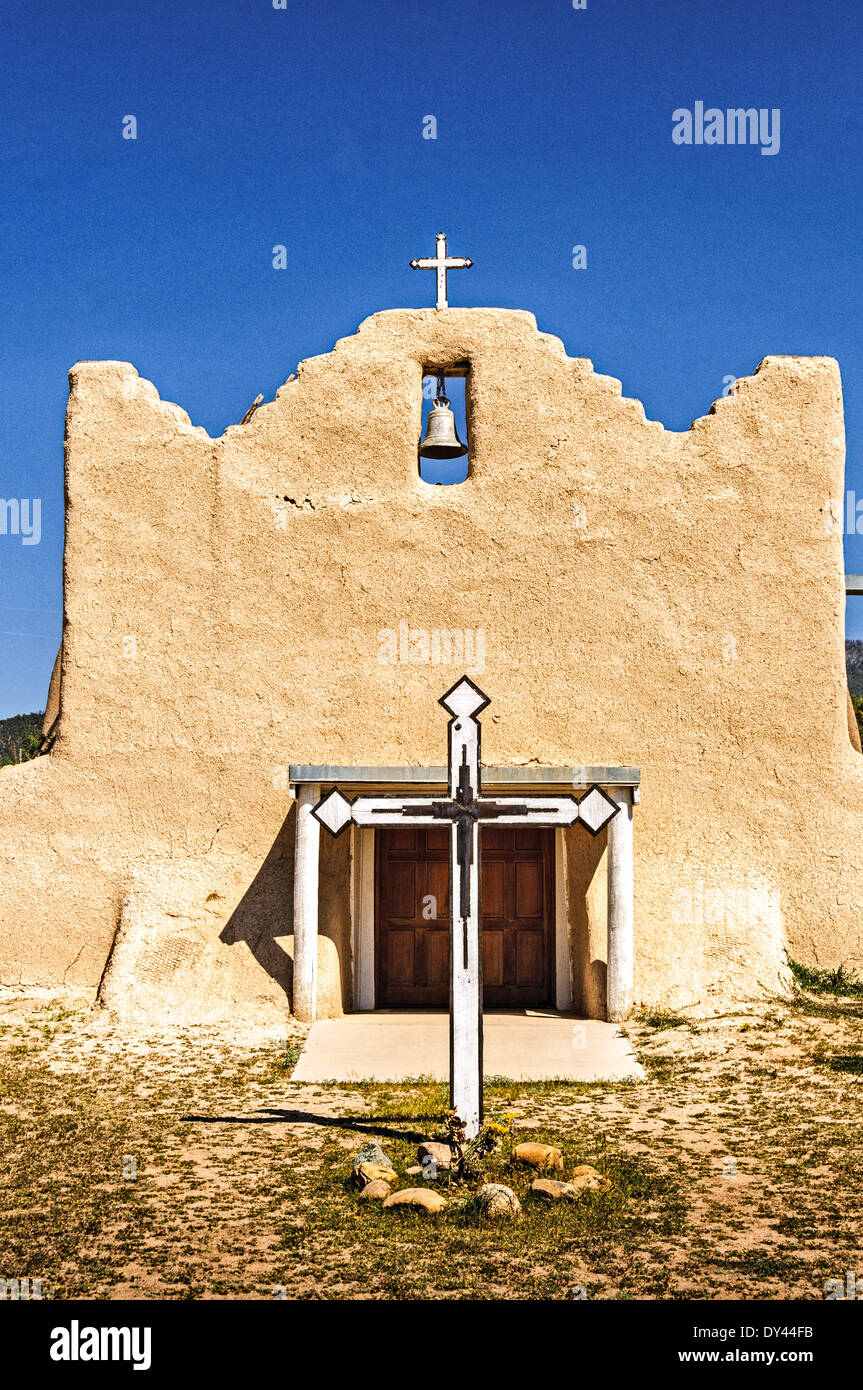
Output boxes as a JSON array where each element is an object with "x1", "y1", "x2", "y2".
[{"x1": 0, "y1": 307, "x2": 860, "y2": 1023}]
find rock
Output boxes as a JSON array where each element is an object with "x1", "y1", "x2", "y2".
[
  {"x1": 531, "y1": 1172, "x2": 609, "y2": 1203},
  {"x1": 512, "y1": 1141, "x2": 564, "y2": 1172},
  {"x1": 417, "y1": 1141, "x2": 452, "y2": 1172},
  {"x1": 569, "y1": 1172, "x2": 611, "y2": 1193},
  {"x1": 357, "y1": 1180, "x2": 391, "y2": 1202},
  {"x1": 382, "y1": 1187, "x2": 448, "y2": 1214},
  {"x1": 356, "y1": 1162, "x2": 398, "y2": 1186},
  {"x1": 405, "y1": 1165, "x2": 423, "y2": 1176},
  {"x1": 570, "y1": 1164, "x2": 611, "y2": 1192},
  {"x1": 531, "y1": 1178, "x2": 582, "y2": 1203},
  {"x1": 352, "y1": 1142, "x2": 391, "y2": 1172},
  {"x1": 477, "y1": 1183, "x2": 521, "y2": 1218}
]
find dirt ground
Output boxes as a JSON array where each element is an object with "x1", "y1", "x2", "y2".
[{"x1": 0, "y1": 985, "x2": 861, "y2": 1300}]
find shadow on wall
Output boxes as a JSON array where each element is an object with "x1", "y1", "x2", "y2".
[
  {"x1": 568, "y1": 826, "x2": 610, "y2": 1019},
  {"x1": 221, "y1": 802, "x2": 349, "y2": 1017},
  {"x1": 221, "y1": 811, "x2": 295, "y2": 1000}
]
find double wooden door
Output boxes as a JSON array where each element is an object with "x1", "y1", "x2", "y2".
[{"x1": 375, "y1": 824, "x2": 553, "y2": 1008}]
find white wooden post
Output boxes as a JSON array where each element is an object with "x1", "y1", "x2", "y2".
[
  {"x1": 351, "y1": 827, "x2": 376, "y2": 1011},
  {"x1": 554, "y1": 827, "x2": 572, "y2": 1011},
  {"x1": 607, "y1": 789, "x2": 634, "y2": 1022},
  {"x1": 293, "y1": 782, "x2": 320, "y2": 1023},
  {"x1": 450, "y1": 817, "x2": 482, "y2": 1138}
]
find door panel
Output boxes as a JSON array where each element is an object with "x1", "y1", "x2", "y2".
[
  {"x1": 482, "y1": 859, "x2": 505, "y2": 918},
  {"x1": 425, "y1": 858, "x2": 450, "y2": 917},
  {"x1": 515, "y1": 860, "x2": 543, "y2": 918},
  {"x1": 482, "y1": 929, "x2": 504, "y2": 987},
  {"x1": 387, "y1": 861, "x2": 416, "y2": 917},
  {"x1": 426, "y1": 928, "x2": 450, "y2": 991},
  {"x1": 386, "y1": 930, "x2": 414, "y2": 985},
  {"x1": 516, "y1": 929, "x2": 544, "y2": 986}
]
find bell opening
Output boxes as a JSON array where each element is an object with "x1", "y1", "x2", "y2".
[{"x1": 419, "y1": 371, "x2": 470, "y2": 484}]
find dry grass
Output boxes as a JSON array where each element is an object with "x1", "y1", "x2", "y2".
[{"x1": 0, "y1": 986, "x2": 861, "y2": 1300}]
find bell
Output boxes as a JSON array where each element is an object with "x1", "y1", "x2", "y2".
[{"x1": 419, "y1": 388, "x2": 467, "y2": 460}]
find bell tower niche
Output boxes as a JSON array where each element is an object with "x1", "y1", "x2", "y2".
[{"x1": 418, "y1": 364, "x2": 471, "y2": 485}]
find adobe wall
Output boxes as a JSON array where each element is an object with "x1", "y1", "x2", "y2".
[{"x1": 0, "y1": 307, "x2": 860, "y2": 1020}]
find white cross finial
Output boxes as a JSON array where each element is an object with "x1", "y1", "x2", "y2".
[{"x1": 410, "y1": 232, "x2": 473, "y2": 309}]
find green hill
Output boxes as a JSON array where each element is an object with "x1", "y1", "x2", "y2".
[
  {"x1": 848, "y1": 640, "x2": 863, "y2": 697},
  {"x1": 0, "y1": 711, "x2": 44, "y2": 767}
]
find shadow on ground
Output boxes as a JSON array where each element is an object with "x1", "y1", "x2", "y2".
[{"x1": 182, "y1": 1108, "x2": 430, "y2": 1144}]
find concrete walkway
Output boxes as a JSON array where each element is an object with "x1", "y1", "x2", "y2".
[{"x1": 291, "y1": 1010, "x2": 645, "y2": 1083}]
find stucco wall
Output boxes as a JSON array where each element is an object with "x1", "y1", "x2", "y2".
[{"x1": 0, "y1": 308, "x2": 860, "y2": 1019}]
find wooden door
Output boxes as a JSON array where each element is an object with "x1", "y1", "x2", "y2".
[
  {"x1": 481, "y1": 825, "x2": 554, "y2": 1007},
  {"x1": 375, "y1": 825, "x2": 553, "y2": 1008}
]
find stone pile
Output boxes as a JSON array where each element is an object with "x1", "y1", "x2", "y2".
[
  {"x1": 348, "y1": 1137, "x2": 612, "y2": 1220},
  {"x1": 350, "y1": 1140, "x2": 450, "y2": 1214}
]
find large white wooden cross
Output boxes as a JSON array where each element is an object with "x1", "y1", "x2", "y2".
[
  {"x1": 311, "y1": 677, "x2": 620, "y2": 1137},
  {"x1": 410, "y1": 232, "x2": 473, "y2": 309}
]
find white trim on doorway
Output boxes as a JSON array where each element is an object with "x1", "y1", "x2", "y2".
[
  {"x1": 294, "y1": 766, "x2": 638, "y2": 1024},
  {"x1": 554, "y1": 827, "x2": 572, "y2": 1010},
  {"x1": 351, "y1": 826, "x2": 376, "y2": 1010}
]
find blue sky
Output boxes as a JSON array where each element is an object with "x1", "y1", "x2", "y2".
[{"x1": 1, "y1": 0, "x2": 861, "y2": 717}]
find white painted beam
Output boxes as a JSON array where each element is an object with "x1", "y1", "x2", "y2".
[
  {"x1": 293, "y1": 783, "x2": 320, "y2": 1023},
  {"x1": 450, "y1": 818, "x2": 482, "y2": 1138},
  {"x1": 351, "y1": 827, "x2": 376, "y2": 1011},
  {"x1": 554, "y1": 828, "x2": 572, "y2": 1011},
  {"x1": 607, "y1": 790, "x2": 634, "y2": 1022}
]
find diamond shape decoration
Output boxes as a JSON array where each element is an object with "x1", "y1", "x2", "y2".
[
  {"x1": 439, "y1": 675, "x2": 491, "y2": 721},
  {"x1": 576, "y1": 784, "x2": 620, "y2": 837},
  {"x1": 312, "y1": 788, "x2": 354, "y2": 837}
]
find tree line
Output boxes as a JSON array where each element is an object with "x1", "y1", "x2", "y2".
[{"x1": 0, "y1": 711, "x2": 44, "y2": 767}]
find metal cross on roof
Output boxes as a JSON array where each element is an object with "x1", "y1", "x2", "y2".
[
  {"x1": 312, "y1": 676, "x2": 620, "y2": 1137},
  {"x1": 410, "y1": 232, "x2": 473, "y2": 309}
]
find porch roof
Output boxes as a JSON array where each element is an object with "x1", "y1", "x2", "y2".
[{"x1": 289, "y1": 763, "x2": 641, "y2": 791}]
